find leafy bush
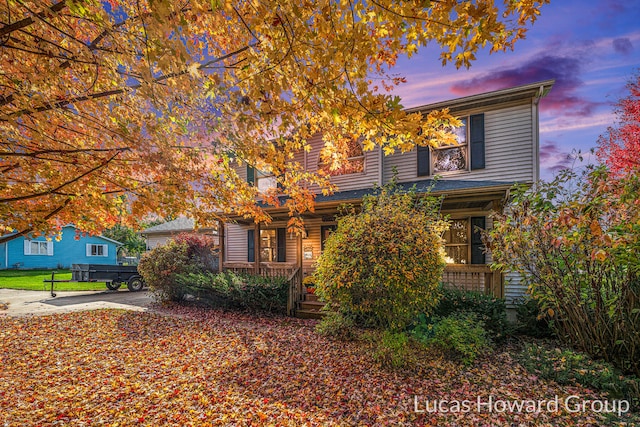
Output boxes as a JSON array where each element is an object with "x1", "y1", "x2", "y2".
[
  {"x1": 434, "y1": 286, "x2": 508, "y2": 340},
  {"x1": 314, "y1": 182, "x2": 448, "y2": 331},
  {"x1": 175, "y1": 271, "x2": 289, "y2": 313},
  {"x1": 487, "y1": 167, "x2": 640, "y2": 375},
  {"x1": 315, "y1": 311, "x2": 356, "y2": 341},
  {"x1": 519, "y1": 343, "x2": 640, "y2": 406},
  {"x1": 138, "y1": 233, "x2": 218, "y2": 302},
  {"x1": 513, "y1": 297, "x2": 554, "y2": 338},
  {"x1": 368, "y1": 330, "x2": 411, "y2": 369},
  {"x1": 413, "y1": 312, "x2": 490, "y2": 365}
]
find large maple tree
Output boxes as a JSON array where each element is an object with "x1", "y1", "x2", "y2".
[
  {"x1": 0, "y1": 0, "x2": 548, "y2": 239},
  {"x1": 597, "y1": 74, "x2": 640, "y2": 177}
]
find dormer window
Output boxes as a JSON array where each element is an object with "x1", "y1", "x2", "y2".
[{"x1": 318, "y1": 138, "x2": 365, "y2": 176}]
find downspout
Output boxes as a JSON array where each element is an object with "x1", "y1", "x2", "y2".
[{"x1": 532, "y1": 85, "x2": 544, "y2": 183}]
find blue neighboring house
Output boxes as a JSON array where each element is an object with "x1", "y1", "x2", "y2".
[{"x1": 0, "y1": 225, "x2": 121, "y2": 269}]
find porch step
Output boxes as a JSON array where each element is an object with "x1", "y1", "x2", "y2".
[
  {"x1": 299, "y1": 300, "x2": 325, "y2": 311},
  {"x1": 295, "y1": 295, "x2": 325, "y2": 319},
  {"x1": 305, "y1": 293, "x2": 320, "y2": 302},
  {"x1": 296, "y1": 308, "x2": 325, "y2": 319}
]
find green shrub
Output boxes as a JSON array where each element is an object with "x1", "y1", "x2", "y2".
[
  {"x1": 414, "y1": 312, "x2": 490, "y2": 366},
  {"x1": 434, "y1": 286, "x2": 508, "y2": 340},
  {"x1": 370, "y1": 330, "x2": 411, "y2": 369},
  {"x1": 314, "y1": 182, "x2": 448, "y2": 331},
  {"x1": 487, "y1": 167, "x2": 640, "y2": 375},
  {"x1": 513, "y1": 297, "x2": 554, "y2": 338},
  {"x1": 138, "y1": 233, "x2": 218, "y2": 302},
  {"x1": 519, "y1": 343, "x2": 640, "y2": 406},
  {"x1": 175, "y1": 271, "x2": 289, "y2": 313},
  {"x1": 315, "y1": 311, "x2": 356, "y2": 341}
]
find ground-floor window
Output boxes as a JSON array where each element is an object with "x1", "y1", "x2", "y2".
[
  {"x1": 320, "y1": 225, "x2": 337, "y2": 252},
  {"x1": 443, "y1": 217, "x2": 486, "y2": 264},
  {"x1": 247, "y1": 228, "x2": 286, "y2": 263}
]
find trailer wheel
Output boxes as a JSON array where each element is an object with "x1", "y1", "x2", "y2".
[
  {"x1": 127, "y1": 276, "x2": 144, "y2": 292},
  {"x1": 106, "y1": 281, "x2": 121, "y2": 291}
]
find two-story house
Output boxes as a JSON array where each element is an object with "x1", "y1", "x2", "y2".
[{"x1": 219, "y1": 80, "x2": 554, "y2": 316}]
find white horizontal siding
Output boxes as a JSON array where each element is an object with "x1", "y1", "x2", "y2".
[
  {"x1": 225, "y1": 223, "x2": 248, "y2": 262},
  {"x1": 305, "y1": 134, "x2": 381, "y2": 193},
  {"x1": 383, "y1": 102, "x2": 535, "y2": 184},
  {"x1": 504, "y1": 271, "x2": 528, "y2": 308}
]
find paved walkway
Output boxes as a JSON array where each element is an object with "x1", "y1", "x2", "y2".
[{"x1": 0, "y1": 288, "x2": 154, "y2": 317}]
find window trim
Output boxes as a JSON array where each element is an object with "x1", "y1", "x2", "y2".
[
  {"x1": 431, "y1": 117, "x2": 469, "y2": 175},
  {"x1": 417, "y1": 114, "x2": 485, "y2": 177},
  {"x1": 24, "y1": 240, "x2": 53, "y2": 256},
  {"x1": 86, "y1": 243, "x2": 108, "y2": 257}
]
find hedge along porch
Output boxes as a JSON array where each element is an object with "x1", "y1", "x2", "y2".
[{"x1": 220, "y1": 180, "x2": 508, "y2": 317}]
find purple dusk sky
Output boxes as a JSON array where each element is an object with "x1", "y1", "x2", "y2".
[{"x1": 388, "y1": 0, "x2": 639, "y2": 180}]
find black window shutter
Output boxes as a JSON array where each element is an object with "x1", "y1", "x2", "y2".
[
  {"x1": 470, "y1": 216, "x2": 486, "y2": 264},
  {"x1": 247, "y1": 165, "x2": 255, "y2": 185},
  {"x1": 470, "y1": 114, "x2": 485, "y2": 170},
  {"x1": 247, "y1": 229, "x2": 255, "y2": 262},
  {"x1": 276, "y1": 228, "x2": 286, "y2": 262},
  {"x1": 417, "y1": 146, "x2": 431, "y2": 176}
]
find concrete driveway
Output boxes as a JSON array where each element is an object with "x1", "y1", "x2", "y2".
[{"x1": 0, "y1": 288, "x2": 154, "y2": 317}]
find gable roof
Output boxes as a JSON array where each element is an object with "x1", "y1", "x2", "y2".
[
  {"x1": 0, "y1": 225, "x2": 122, "y2": 246},
  {"x1": 406, "y1": 79, "x2": 555, "y2": 114},
  {"x1": 141, "y1": 217, "x2": 217, "y2": 235}
]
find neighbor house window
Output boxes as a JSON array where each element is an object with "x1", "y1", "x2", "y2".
[
  {"x1": 87, "y1": 244, "x2": 108, "y2": 257},
  {"x1": 318, "y1": 138, "x2": 365, "y2": 176},
  {"x1": 442, "y1": 217, "x2": 486, "y2": 265},
  {"x1": 24, "y1": 240, "x2": 52, "y2": 255},
  {"x1": 417, "y1": 114, "x2": 485, "y2": 176}
]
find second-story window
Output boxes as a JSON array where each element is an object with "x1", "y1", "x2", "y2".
[
  {"x1": 318, "y1": 138, "x2": 365, "y2": 176},
  {"x1": 432, "y1": 118, "x2": 468, "y2": 173},
  {"x1": 247, "y1": 165, "x2": 278, "y2": 192},
  {"x1": 417, "y1": 114, "x2": 484, "y2": 176},
  {"x1": 256, "y1": 170, "x2": 277, "y2": 192}
]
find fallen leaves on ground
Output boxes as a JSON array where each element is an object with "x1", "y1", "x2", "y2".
[{"x1": 0, "y1": 307, "x2": 637, "y2": 426}]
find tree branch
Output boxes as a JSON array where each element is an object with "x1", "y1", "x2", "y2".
[{"x1": 0, "y1": 1, "x2": 67, "y2": 38}]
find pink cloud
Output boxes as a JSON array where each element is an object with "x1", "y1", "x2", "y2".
[
  {"x1": 450, "y1": 55, "x2": 605, "y2": 118},
  {"x1": 539, "y1": 140, "x2": 575, "y2": 174}
]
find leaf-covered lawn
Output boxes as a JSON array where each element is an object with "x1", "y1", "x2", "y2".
[{"x1": 0, "y1": 308, "x2": 636, "y2": 426}]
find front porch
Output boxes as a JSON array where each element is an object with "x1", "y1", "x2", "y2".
[{"x1": 222, "y1": 261, "x2": 503, "y2": 317}]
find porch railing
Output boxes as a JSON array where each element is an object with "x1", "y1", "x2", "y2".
[
  {"x1": 223, "y1": 262, "x2": 302, "y2": 316},
  {"x1": 442, "y1": 265, "x2": 503, "y2": 298},
  {"x1": 286, "y1": 267, "x2": 302, "y2": 316},
  {"x1": 223, "y1": 262, "x2": 297, "y2": 277}
]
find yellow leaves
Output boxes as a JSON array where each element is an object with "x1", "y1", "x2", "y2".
[{"x1": 0, "y1": 0, "x2": 546, "y2": 236}]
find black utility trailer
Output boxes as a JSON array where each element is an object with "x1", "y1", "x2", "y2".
[{"x1": 71, "y1": 264, "x2": 145, "y2": 292}]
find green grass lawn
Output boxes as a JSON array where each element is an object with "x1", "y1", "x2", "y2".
[{"x1": 0, "y1": 270, "x2": 108, "y2": 291}]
